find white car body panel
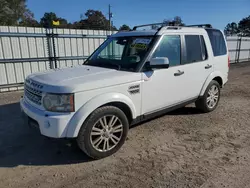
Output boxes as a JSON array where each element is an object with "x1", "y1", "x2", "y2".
[
  {"x1": 22, "y1": 67, "x2": 142, "y2": 138},
  {"x1": 28, "y1": 65, "x2": 141, "y2": 93},
  {"x1": 141, "y1": 67, "x2": 187, "y2": 114},
  {"x1": 20, "y1": 98, "x2": 74, "y2": 138}
]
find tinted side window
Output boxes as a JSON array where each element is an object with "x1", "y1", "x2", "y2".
[
  {"x1": 185, "y1": 35, "x2": 203, "y2": 64},
  {"x1": 206, "y1": 29, "x2": 227, "y2": 56},
  {"x1": 152, "y1": 35, "x2": 181, "y2": 67},
  {"x1": 200, "y1": 36, "x2": 208, "y2": 60}
]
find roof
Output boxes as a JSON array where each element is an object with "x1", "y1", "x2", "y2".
[
  {"x1": 157, "y1": 26, "x2": 207, "y2": 35},
  {"x1": 112, "y1": 30, "x2": 157, "y2": 37},
  {"x1": 112, "y1": 26, "x2": 208, "y2": 38}
]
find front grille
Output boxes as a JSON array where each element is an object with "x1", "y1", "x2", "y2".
[{"x1": 24, "y1": 79, "x2": 43, "y2": 106}]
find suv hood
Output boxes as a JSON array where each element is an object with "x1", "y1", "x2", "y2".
[{"x1": 27, "y1": 65, "x2": 141, "y2": 93}]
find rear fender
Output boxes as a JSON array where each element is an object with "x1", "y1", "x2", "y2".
[{"x1": 199, "y1": 71, "x2": 224, "y2": 96}]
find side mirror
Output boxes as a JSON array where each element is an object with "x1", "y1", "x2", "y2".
[{"x1": 150, "y1": 57, "x2": 169, "y2": 69}]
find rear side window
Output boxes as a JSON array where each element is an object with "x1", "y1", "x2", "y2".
[
  {"x1": 206, "y1": 29, "x2": 227, "y2": 56},
  {"x1": 185, "y1": 35, "x2": 204, "y2": 64},
  {"x1": 200, "y1": 36, "x2": 208, "y2": 60}
]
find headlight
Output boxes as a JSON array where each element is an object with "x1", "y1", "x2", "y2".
[{"x1": 43, "y1": 93, "x2": 74, "y2": 112}]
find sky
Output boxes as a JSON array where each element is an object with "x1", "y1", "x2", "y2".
[{"x1": 27, "y1": 0, "x2": 250, "y2": 30}]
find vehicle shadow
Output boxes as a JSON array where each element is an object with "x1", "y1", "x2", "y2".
[
  {"x1": 167, "y1": 106, "x2": 202, "y2": 115},
  {"x1": 0, "y1": 102, "x2": 92, "y2": 168},
  {"x1": 0, "y1": 102, "x2": 201, "y2": 167},
  {"x1": 130, "y1": 106, "x2": 202, "y2": 129}
]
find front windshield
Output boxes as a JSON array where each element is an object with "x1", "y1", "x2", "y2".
[{"x1": 84, "y1": 36, "x2": 155, "y2": 72}]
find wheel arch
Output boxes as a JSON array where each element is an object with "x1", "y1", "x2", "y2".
[
  {"x1": 100, "y1": 102, "x2": 133, "y2": 124},
  {"x1": 66, "y1": 92, "x2": 136, "y2": 137},
  {"x1": 213, "y1": 76, "x2": 223, "y2": 87},
  {"x1": 200, "y1": 71, "x2": 224, "y2": 96}
]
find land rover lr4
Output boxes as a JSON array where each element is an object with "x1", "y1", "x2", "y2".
[{"x1": 20, "y1": 23, "x2": 229, "y2": 159}]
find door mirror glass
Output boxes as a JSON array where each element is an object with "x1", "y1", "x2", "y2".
[{"x1": 150, "y1": 57, "x2": 169, "y2": 69}]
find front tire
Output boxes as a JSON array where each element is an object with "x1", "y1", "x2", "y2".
[
  {"x1": 195, "y1": 80, "x2": 221, "y2": 113},
  {"x1": 77, "y1": 106, "x2": 129, "y2": 159}
]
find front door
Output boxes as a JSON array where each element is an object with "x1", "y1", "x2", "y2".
[{"x1": 141, "y1": 35, "x2": 187, "y2": 114}]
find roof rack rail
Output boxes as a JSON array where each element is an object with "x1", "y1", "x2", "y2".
[
  {"x1": 132, "y1": 23, "x2": 213, "y2": 32},
  {"x1": 186, "y1": 24, "x2": 212, "y2": 28},
  {"x1": 133, "y1": 22, "x2": 167, "y2": 30}
]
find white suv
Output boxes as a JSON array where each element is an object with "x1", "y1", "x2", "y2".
[{"x1": 20, "y1": 24, "x2": 229, "y2": 159}]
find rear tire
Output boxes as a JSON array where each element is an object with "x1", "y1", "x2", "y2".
[
  {"x1": 77, "y1": 106, "x2": 129, "y2": 159},
  {"x1": 195, "y1": 80, "x2": 221, "y2": 113}
]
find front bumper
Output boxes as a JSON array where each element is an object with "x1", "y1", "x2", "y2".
[{"x1": 20, "y1": 98, "x2": 73, "y2": 138}]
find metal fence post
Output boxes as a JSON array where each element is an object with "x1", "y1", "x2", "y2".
[
  {"x1": 235, "y1": 37, "x2": 239, "y2": 63},
  {"x1": 51, "y1": 28, "x2": 57, "y2": 69},
  {"x1": 237, "y1": 36, "x2": 242, "y2": 63},
  {"x1": 45, "y1": 28, "x2": 54, "y2": 69},
  {"x1": 248, "y1": 47, "x2": 250, "y2": 61},
  {"x1": 234, "y1": 38, "x2": 238, "y2": 63}
]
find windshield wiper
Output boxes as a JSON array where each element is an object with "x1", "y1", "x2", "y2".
[
  {"x1": 95, "y1": 57, "x2": 121, "y2": 70},
  {"x1": 87, "y1": 60, "x2": 121, "y2": 70},
  {"x1": 99, "y1": 62, "x2": 121, "y2": 70}
]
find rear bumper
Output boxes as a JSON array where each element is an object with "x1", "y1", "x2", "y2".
[
  {"x1": 20, "y1": 98, "x2": 73, "y2": 138},
  {"x1": 222, "y1": 73, "x2": 228, "y2": 87}
]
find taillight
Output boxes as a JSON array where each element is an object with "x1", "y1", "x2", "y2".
[{"x1": 228, "y1": 56, "x2": 230, "y2": 68}]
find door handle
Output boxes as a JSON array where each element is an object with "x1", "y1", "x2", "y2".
[
  {"x1": 174, "y1": 70, "x2": 184, "y2": 76},
  {"x1": 205, "y1": 64, "x2": 212, "y2": 69}
]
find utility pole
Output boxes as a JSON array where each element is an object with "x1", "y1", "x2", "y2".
[{"x1": 108, "y1": 4, "x2": 112, "y2": 32}]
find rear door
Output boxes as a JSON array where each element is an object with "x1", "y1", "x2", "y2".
[
  {"x1": 205, "y1": 29, "x2": 229, "y2": 82},
  {"x1": 179, "y1": 34, "x2": 214, "y2": 99}
]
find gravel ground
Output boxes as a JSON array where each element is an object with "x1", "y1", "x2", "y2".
[{"x1": 0, "y1": 62, "x2": 250, "y2": 188}]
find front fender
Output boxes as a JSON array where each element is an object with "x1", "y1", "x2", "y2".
[
  {"x1": 66, "y1": 92, "x2": 136, "y2": 137},
  {"x1": 199, "y1": 71, "x2": 225, "y2": 96}
]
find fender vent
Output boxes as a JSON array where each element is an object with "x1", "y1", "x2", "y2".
[{"x1": 128, "y1": 84, "x2": 140, "y2": 95}]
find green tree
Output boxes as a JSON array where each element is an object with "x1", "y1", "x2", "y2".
[
  {"x1": 119, "y1": 24, "x2": 131, "y2": 31},
  {"x1": 40, "y1": 12, "x2": 57, "y2": 28},
  {"x1": 150, "y1": 16, "x2": 185, "y2": 30},
  {"x1": 163, "y1": 16, "x2": 185, "y2": 26},
  {"x1": 19, "y1": 9, "x2": 40, "y2": 27},
  {"x1": 238, "y1": 15, "x2": 250, "y2": 36},
  {"x1": 224, "y1": 22, "x2": 239, "y2": 36},
  {"x1": 173, "y1": 16, "x2": 185, "y2": 26},
  {"x1": 40, "y1": 12, "x2": 68, "y2": 28},
  {"x1": 73, "y1": 9, "x2": 116, "y2": 30},
  {"x1": 57, "y1": 18, "x2": 68, "y2": 28},
  {"x1": 0, "y1": 0, "x2": 35, "y2": 26}
]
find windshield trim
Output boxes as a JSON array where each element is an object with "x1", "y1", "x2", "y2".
[
  {"x1": 84, "y1": 35, "x2": 158, "y2": 72},
  {"x1": 136, "y1": 35, "x2": 161, "y2": 72},
  {"x1": 83, "y1": 36, "x2": 110, "y2": 65}
]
